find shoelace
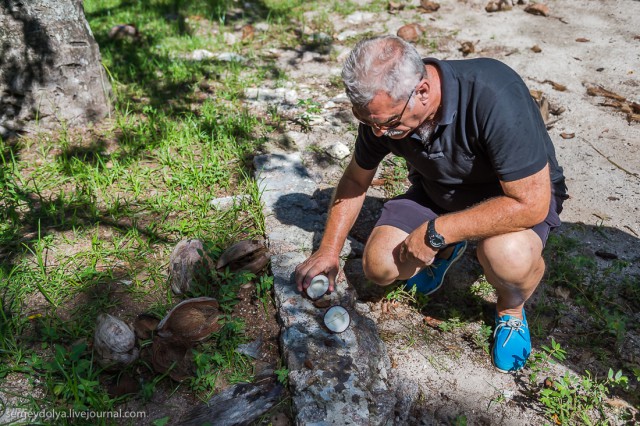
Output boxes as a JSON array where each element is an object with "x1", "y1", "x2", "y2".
[{"x1": 494, "y1": 318, "x2": 526, "y2": 347}]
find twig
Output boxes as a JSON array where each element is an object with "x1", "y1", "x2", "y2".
[{"x1": 579, "y1": 137, "x2": 640, "y2": 180}]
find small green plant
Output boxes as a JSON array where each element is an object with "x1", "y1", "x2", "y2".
[
  {"x1": 295, "y1": 98, "x2": 323, "y2": 132},
  {"x1": 528, "y1": 337, "x2": 567, "y2": 384},
  {"x1": 472, "y1": 323, "x2": 492, "y2": 355},
  {"x1": 438, "y1": 316, "x2": 465, "y2": 333},
  {"x1": 539, "y1": 369, "x2": 628, "y2": 425},
  {"x1": 275, "y1": 367, "x2": 289, "y2": 386},
  {"x1": 385, "y1": 285, "x2": 417, "y2": 305},
  {"x1": 256, "y1": 275, "x2": 274, "y2": 314}
]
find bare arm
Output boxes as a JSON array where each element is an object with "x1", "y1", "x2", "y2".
[
  {"x1": 402, "y1": 164, "x2": 551, "y2": 263},
  {"x1": 295, "y1": 157, "x2": 377, "y2": 291}
]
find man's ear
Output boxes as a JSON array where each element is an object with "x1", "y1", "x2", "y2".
[{"x1": 417, "y1": 82, "x2": 430, "y2": 104}]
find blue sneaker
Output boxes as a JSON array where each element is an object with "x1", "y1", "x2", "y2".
[
  {"x1": 492, "y1": 310, "x2": 531, "y2": 373},
  {"x1": 405, "y1": 241, "x2": 467, "y2": 295}
]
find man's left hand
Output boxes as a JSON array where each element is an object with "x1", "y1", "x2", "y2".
[{"x1": 399, "y1": 224, "x2": 438, "y2": 266}]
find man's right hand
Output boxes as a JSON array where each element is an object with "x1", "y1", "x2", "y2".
[{"x1": 295, "y1": 247, "x2": 341, "y2": 293}]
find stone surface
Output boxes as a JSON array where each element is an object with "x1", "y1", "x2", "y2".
[
  {"x1": 255, "y1": 153, "x2": 399, "y2": 425},
  {"x1": 0, "y1": 0, "x2": 112, "y2": 136},
  {"x1": 179, "y1": 379, "x2": 284, "y2": 426}
]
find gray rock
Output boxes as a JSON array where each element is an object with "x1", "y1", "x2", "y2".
[
  {"x1": 255, "y1": 152, "x2": 399, "y2": 425},
  {"x1": 179, "y1": 379, "x2": 284, "y2": 426}
]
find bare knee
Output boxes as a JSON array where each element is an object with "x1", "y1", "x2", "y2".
[
  {"x1": 477, "y1": 232, "x2": 544, "y2": 284},
  {"x1": 362, "y1": 250, "x2": 397, "y2": 286}
]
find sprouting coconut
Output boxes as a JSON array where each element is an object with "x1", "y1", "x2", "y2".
[
  {"x1": 94, "y1": 314, "x2": 139, "y2": 370},
  {"x1": 157, "y1": 297, "x2": 222, "y2": 342},
  {"x1": 216, "y1": 238, "x2": 269, "y2": 274}
]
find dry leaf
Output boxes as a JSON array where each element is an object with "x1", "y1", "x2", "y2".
[
  {"x1": 420, "y1": 0, "x2": 440, "y2": 12},
  {"x1": 459, "y1": 41, "x2": 475, "y2": 56},
  {"x1": 241, "y1": 24, "x2": 255, "y2": 41},
  {"x1": 554, "y1": 287, "x2": 570, "y2": 300},
  {"x1": 595, "y1": 250, "x2": 618, "y2": 260},
  {"x1": 575, "y1": 37, "x2": 590, "y2": 42},
  {"x1": 423, "y1": 315, "x2": 443, "y2": 328},
  {"x1": 543, "y1": 80, "x2": 567, "y2": 91},
  {"x1": 586, "y1": 85, "x2": 626, "y2": 101},
  {"x1": 388, "y1": 1, "x2": 405, "y2": 13},
  {"x1": 304, "y1": 359, "x2": 314, "y2": 369},
  {"x1": 397, "y1": 23, "x2": 425, "y2": 43},
  {"x1": 525, "y1": 3, "x2": 550, "y2": 16},
  {"x1": 560, "y1": 132, "x2": 575, "y2": 139},
  {"x1": 531, "y1": 44, "x2": 542, "y2": 53},
  {"x1": 371, "y1": 178, "x2": 386, "y2": 186}
]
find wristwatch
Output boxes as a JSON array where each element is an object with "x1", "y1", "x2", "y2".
[{"x1": 425, "y1": 219, "x2": 446, "y2": 249}]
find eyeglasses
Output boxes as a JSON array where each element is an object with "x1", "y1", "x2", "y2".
[{"x1": 352, "y1": 86, "x2": 416, "y2": 131}]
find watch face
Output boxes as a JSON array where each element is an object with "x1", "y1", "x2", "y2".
[{"x1": 429, "y1": 233, "x2": 445, "y2": 248}]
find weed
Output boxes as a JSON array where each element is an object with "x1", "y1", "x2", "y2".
[
  {"x1": 256, "y1": 275, "x2": 275, "y2": 315},
  {"x1": 296, "y1": 98, "x2": 323, "y2": 132},
  {"x1": 275, "y1": 367, "x2": 289, "y2": 387},
  {"x1": 438, "y1": 316, "x2": 465, "y2": 333},
  {"x1": 472, "y1": 323, "x2": 492, "y2": 355},
  {"x1": 539, "y1": 369, "x2": 628, "y2": 425}
]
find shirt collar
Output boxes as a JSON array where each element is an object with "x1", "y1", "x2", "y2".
[{"x1": 423, "y1": 58, "x2": 458, "y2": 126}]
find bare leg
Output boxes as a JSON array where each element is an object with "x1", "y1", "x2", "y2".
[
  {"x1": 476, "y1": 229, "x2": 544, "y2": 319},
  {"x1": 362, "y1": 225, "x2": 423, "y2": 286}
]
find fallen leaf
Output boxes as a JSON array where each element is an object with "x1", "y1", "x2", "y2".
[
  {"x1": 388, "y1": 1, "x2": 405, "y2": 13},
  {"x1": 543, "y1": 80, "x2": 567, "y2": 91},
  {"x1": 554, "y1": 287, "x2": 570, "y2": 300},
  {"x1": 241, "y1": 24, "x2": 255, "y2": 41},
  {"x1": 595, "y1": 250, "x2": 618, "y2": 260},
  {"x1": 575, "y1": 37, "x2": 590, "y2": 42},
  {"x1": 544, "y1": 377, "x2": 554, "y2": 388},
  {"x1": 607, "y1": 196, "x2": 619, "y2": 201},
  {"x1": 420, "y1": 0, "x2": 440, "y2": 13},
  {"x1": 628, "y1": 113, "x2": 640, "y2": 123},
  {"x1": 397, "y1": 23, "x2": 425, "y2": 43},
  {"x1": 531, "y1": 44, "x2": 542, "y2": 53},
  {"x1": 304, "y1": 359, "x2": 313, "y2": 369},
  {"x1": 560, "y1": 132, "x2": 575, "y2": 139},
  {"x1": 459, "y1": 41, "x2": 475, "y2": 56},
  {"x1": 485, "y1": 1, "x2": 512, "y2": 12},
  {"x1": 371, "y1": 178, "x2": 386, "y2": 186},
  {"x1": 586, "y1": 85, "x2": 626, "y2": 101},
  {"x1": 525, "y1": 3, "x2": 550, "y2": 17},
  {"x1": 423, "y1": 315, "x2": 443, "y2": 328}
]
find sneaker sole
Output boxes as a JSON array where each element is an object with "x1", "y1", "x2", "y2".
[{"x1": 422, "y1": 241, "x2": 468, "y2": 296}]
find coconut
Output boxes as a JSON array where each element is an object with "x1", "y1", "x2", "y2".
[
  {"x1": 133, "y1": 313, "x2": 161, "y2": 340},
  {"x1": 94, "y1": 314, "x2": 139, "y2": 370},
  {"x1": 323, "y1": 305, "x2": 351, "y2": 333},
  {"x1": 216, "y1": 238, "x2": 269, "y2": 274},
  {"x1": 169, "y1": 239, "x2": 214, "y2": 295},
  {"x1": 157, "y1": 297, "x2": 222, "y2": 342},
  {"x1": 306, "y1": 275, "x2": 329, "y2": 300},
  {"x1": 150, "y1": 336, "x2": 194, "y2": 382}
]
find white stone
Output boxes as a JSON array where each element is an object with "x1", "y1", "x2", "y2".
[
  {"x1": 336, "y1": 30, "x2": 359, "y2": 41},
  {"x1": 323, "y1": 101, "x2": 337, "y2": 109},
  {"x1": 345, "y1": 12, "x2": 375, "y2": 25},
  {"x1": 186, "y1": 49, "x2": 215, "y2": 61},
  {"x1": 216, "y1": 52, "x2": 246, "y2": 62},
  {"x1": 327, "y1": 142, "x2": 351, "y2": 160},
  {"x1": 254, "y1": 22, "x2": 270, "y2": 32},
  {"x1": 223, "y1": 32, "x2": 238, "y2": 45}
]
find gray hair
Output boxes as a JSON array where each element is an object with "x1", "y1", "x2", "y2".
[{"x1": 341, "y1": 35, "x2": 425, "y2": 109}]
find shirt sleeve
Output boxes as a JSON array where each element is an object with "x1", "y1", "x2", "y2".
[
  {"x1": 479, "y1": 80, "x2": 549, "y2": 182},
  {"x1": 353, "y1": 124, "x2": 391, "y2": 170}
]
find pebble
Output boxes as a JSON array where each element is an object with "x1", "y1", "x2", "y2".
[{"x1": 326, "y1": 142, "x2": 351, "y2": 160}]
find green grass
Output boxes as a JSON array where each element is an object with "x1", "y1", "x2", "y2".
[{"x1": 0, "y1": 0, "x2": 316, "y2": 422}]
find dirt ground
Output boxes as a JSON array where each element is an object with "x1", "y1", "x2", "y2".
[{"x1": 259, "y1": 0, "x2": 639, "y2": 424}]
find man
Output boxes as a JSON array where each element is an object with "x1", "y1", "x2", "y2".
[{"x1": 295, "y1": 35, "x2": 567, "y2": 372}]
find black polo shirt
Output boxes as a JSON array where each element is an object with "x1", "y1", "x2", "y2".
[{"x1": 354, "y1": 57, "x2": 567, "y2": 212}]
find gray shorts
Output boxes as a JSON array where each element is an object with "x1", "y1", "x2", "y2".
[{"x1": 374, "y1": 186, "x2": 563, "y2": 247}]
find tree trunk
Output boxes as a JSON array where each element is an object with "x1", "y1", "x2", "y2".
[{"x1": 0, "y1": 0, "x2": 112, "y2": 137}]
